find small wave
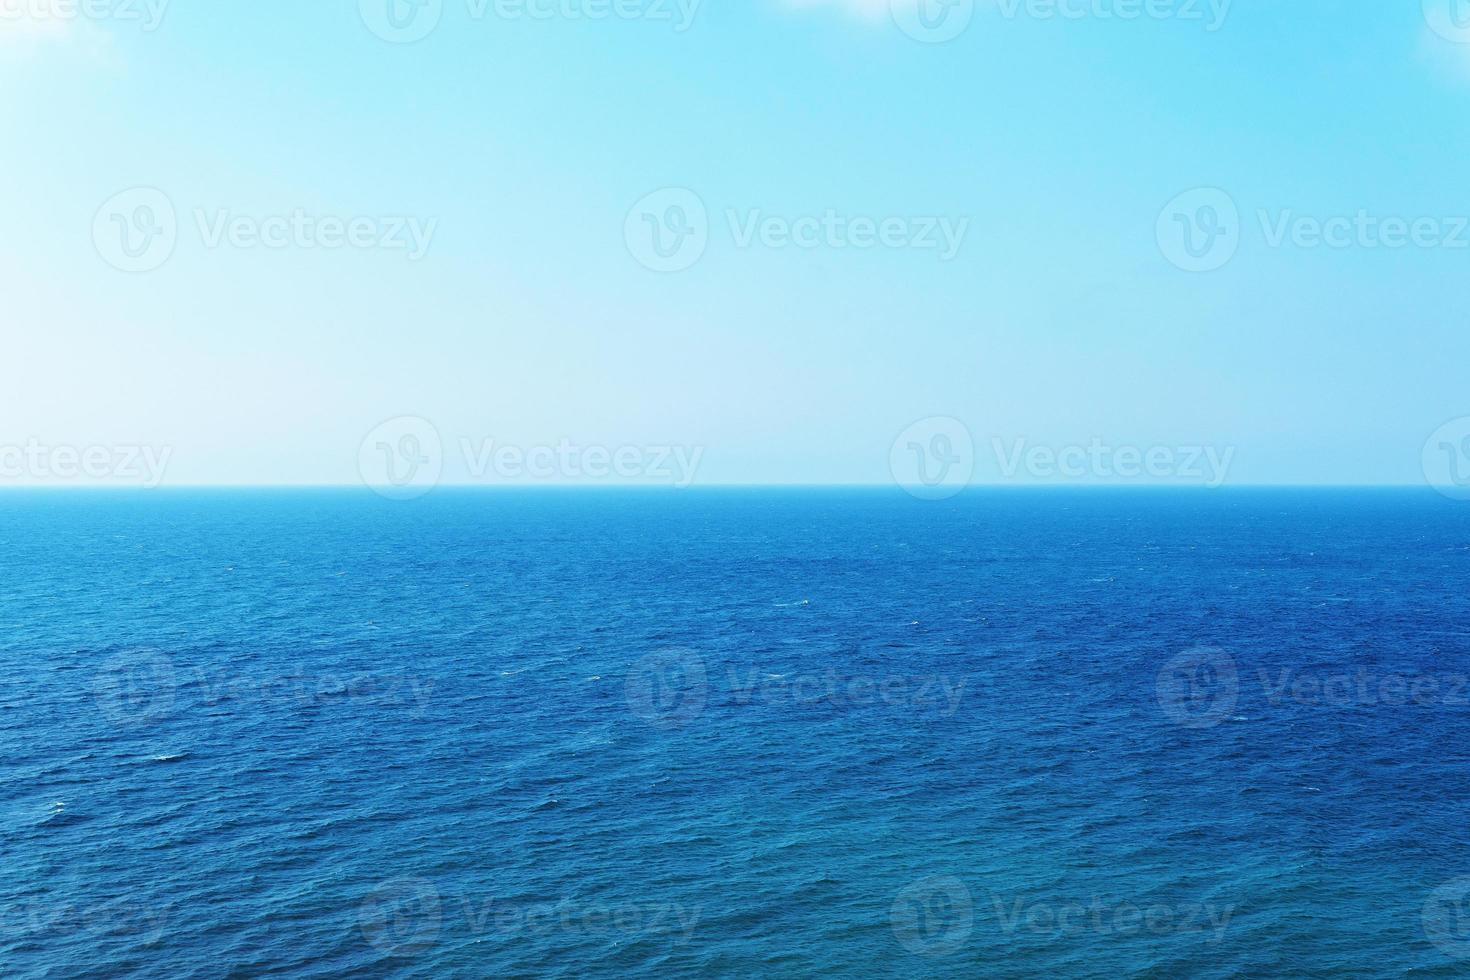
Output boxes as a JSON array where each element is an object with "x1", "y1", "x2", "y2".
[{"x1": 151, "y1": 753, "x2": 188, "y2": 763}]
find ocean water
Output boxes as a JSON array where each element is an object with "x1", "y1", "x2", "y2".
[{"x1": 3, "y1": 488, "x2": 1470, "y2": 977}]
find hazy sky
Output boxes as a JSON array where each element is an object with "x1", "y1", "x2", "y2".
[{"x1": 4, "y1": 0, "x2": 1470, "y2": 488}]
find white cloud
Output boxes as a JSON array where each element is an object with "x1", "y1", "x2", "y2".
[
  {"x1": 0, "y1": 7, "x2": 116, "y2": 63},
  {"x1": 0, "y1": 13, "x2": 75, "y2": 44}
]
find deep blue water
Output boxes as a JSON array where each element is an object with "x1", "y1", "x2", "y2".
[{"x1": 4, "y1": 489, "x2": 1470, "y2": 977}]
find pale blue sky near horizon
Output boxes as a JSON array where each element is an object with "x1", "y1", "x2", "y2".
[{"x1": 4, "y1": 0, "x2": 1470, "y2": 487}]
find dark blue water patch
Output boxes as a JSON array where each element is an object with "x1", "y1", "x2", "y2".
[{"x1": 1, "y1": 488, "x2": 1469, "y2": 977}]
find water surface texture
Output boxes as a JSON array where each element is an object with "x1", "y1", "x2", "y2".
[{"x1": 3, "y1": 489, "x2": 1470, "y2": 977}]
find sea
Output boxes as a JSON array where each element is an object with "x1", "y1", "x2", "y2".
[{"x1": 3, "y1": 488, "x2": 1470, "y2": 977}]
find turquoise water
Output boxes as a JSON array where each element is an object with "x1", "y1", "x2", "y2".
[{"x1": 3, "y1": 489, "x2": 1470, "y2": 977}]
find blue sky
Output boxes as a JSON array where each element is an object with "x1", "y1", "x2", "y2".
[{"x1": 3, "y1": 0, "x2": 1470, "y2": 487}]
